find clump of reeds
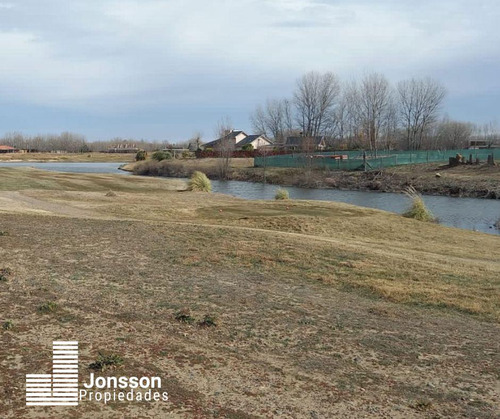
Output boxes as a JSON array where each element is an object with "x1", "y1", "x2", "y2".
[
  {"x1": 187, "y1": 171, "x2": 212, "y2": 192},
  {"x1": 275, "y1": 188, "x2": 289, "y2": 200},
  {"x1": 402, "y1": 186, "x2": 435, "y2": 222}
]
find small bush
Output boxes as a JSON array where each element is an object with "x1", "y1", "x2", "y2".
[
  {"x1": 89, "y1": 352, "x2": 124, "y2": 371},
  {"x1": 2, "y1": 320, "x2": 14, "y2": 330},
  {"x1": 174, "y1": 309, "x2": 195, "y2": 324},
  {"x1": 0, "y1": 268, "x2": 12, "y2": 282},
  {"x1": 188, "y1": 171, "x2": 212, "y2": 192},
  {"x1": 152, "y1": 150, "x2": 172, "y2": 162},
  {"x1": 105, "y1": 190, "x2": 117, "y2": 197},
  {"x1": 411, "y1": 399, "x2": 433, "y2": 411},
  {"x1": 275, "y1": 188, "x2": 289, "y2": 200},
  {"x1": 402, "y1": 186, "x2": 435, "y2": 222},
  {"x1": 38, "y1": 301, "x2": 59, "y2": 314},
  {"x1": 199, "y1": 314, "x2": 217, "y2": 328},
  {"x1": 0, "y1": 231, "x2": 8, "y2": 236},
  {"x1": 241, "y1": 144, "x2": 254, "y2": 151},
  {"x1": 135, "y1": 150, "x2": 147, "y2": 161}
]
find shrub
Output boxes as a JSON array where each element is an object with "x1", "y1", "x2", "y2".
[
  {"x1": 135, "y1": 150, "x2": 147, "y2": 161},
  {"x1": 411, "y1": 399, "x2": 433, "y2": 412},
  {"x1": 174, "y1": 309, "x2": 195, "y2": 324},
  {"x1": 275, "y1": 188, "x2": 289, "y2": 200},
  {"x1": 0, "y1": 231, "x2": 8, "y2": 236},
  {"x1": 188, "y1": 171, "x2": 212, "y2": 192},
  {"x1": 38, "y1": 301, "x2": 59, "y2": 314},
  {"x1": 152, "y1": 150, "x2": 172, "y2": 162},
  {"x1": 89, "y1": 352, "x2": 124, "y2": 371},
  {"x1": 241, "y1": 144, "x2": 254, "y2": 151},
  {"x1": 199, "y1": 314, "x2": 217, "y2": 328},
  {"x1": 2, "y1": 320, "x2": 14, "y2": 330},
  {"x1": 105, "y1": 190, "x2": 117, "y2": 197},
  {"x1": 403, "y1": 186, "x2": 435, "y2": 222},
  {"x1": 0, "y1": 268, "x2": 12, "y2": 282}
]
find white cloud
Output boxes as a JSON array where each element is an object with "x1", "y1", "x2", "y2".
[{"x1": 0, "y1": 0, "x2": 499, "y2": 112}]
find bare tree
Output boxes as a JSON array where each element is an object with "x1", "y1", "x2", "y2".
[
  {"x1": 435, "y1": 118, "x2": 473, "y2": 149},
  {"x1": 294, "y1": 71, "x2": 340, "y2": 137},
  {"x1": 251, "y1": 98, "x2": 294, "y2": 145},
  {"x1": 397, "y1": 77, "x2": 446, "y2": 150},
  {"x1": 214, "y1": 117, "x2": 234, "y2": 180},
  {"x1": 187, "y1": 132, "x2": 203, "y2": 151},
  {"x1": 357, "y1": 73, "x2": 393, "y2": 154}
]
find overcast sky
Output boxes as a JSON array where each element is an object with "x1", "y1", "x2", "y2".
[{"x1": 0, "y1": 0, "x2": 499, "y2": 141}]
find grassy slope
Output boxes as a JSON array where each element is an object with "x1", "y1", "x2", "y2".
[{"x1": 0, "y1": 168, "x2": 499, "y2": 418}]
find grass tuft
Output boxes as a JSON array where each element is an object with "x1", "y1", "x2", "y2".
[
  {"x1": 402, "y1": 186, "x2": 435, "y2": 222},
  {"x1": 89, "y1": 352, "x2": 124, "y2": 371},
  {"x1": 274, "y1": 188, "x2": 290, "y2": 200},
  {"x1": 2, "y1": 320, "x2": 14, "y2": 330},
  {"x1": 38, "y1": 301, "x2": 59, "y2": 314},
  {"x1": 105, "y1": 190, "x2": 117, "y2": 197},
  {"x1": 0, "y1": 268, "x2": 12, "y2": 282},
  {"x1": 411, "y1": 399, "x2": 433, "y2": 411},
  {"x1": 0, "y1": 231, "x2": 8, "y2": 236},
  {"x1": 175, "y1": 309, "x2": 195, "y2": 324},
  {"x1": 199, "y1": 314, "x2": 217, "y2": 328},
  {"x1": 188, "y1": 171, "x2": 212, "y2": 192}
]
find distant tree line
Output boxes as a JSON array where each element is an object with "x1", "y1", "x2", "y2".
[
  {"x1": 0, "y1": 132, "x2": 194, "y2": 153},
  {"x1": 251, "y1": 71, "x2": 500, "y2": 151}
]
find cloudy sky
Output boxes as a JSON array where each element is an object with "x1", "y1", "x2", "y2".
[{"x1": 0, "y1": 0, "x2": 499, "y2": 141}]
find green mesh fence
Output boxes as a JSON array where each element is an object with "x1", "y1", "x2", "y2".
[{"x1": 254, "y1": 149, "x2": 498, "y2": 171}]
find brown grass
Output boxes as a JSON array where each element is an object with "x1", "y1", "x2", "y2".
[{"x1": 0, "y1": 167, "x2": 499, "y2": 418}]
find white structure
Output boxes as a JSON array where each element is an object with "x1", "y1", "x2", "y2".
[{"x1": 203, "y1": 130, "x2": 273, "y2": 150}]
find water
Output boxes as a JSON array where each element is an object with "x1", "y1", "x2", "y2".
[
  {"x1": 0, "y1": 161, "x2": 130, "y2": 175},
  {"x1": 211, "y1": 180, "x2": 500, "y2": 236},
  {"x1": 0, "y1": 162, "x2": 498, "y2": 235}
]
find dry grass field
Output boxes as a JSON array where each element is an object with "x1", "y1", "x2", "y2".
[{"x1": 0, "y1": 168, "x2": 499, "y2": 418}]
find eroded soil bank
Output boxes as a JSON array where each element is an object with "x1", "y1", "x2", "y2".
[{"x1": 129, "y1": 159, "x2": 500, "y2": 199}]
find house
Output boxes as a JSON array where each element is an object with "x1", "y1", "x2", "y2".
[
  {"x1": 235, "y1": 134, "x2": 272, "y2": 150},
  {"x1": 0, "y1": 145, "x2": 19, "y2": 153},
  {"x1": 469, "y1": 139, "x2": 500, "y2": 149},
  {"x1": 282, "y1": 136, "x2": 326, "y2": 151},
  {"x1": 203, "y1": 130, "x2": 272, "y2": 150},
  {"x1": 106, "y1": 144, "x2": 140, "y2": 153}
]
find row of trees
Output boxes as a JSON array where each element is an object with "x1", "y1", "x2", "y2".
[
  {"x1": 0, "y1": 132, "x2": 196, "y2": 153},
  {"x1": 251, "y1": 71, "x2": 499, "y2": 151}
]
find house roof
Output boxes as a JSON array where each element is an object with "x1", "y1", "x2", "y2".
[
  {"x1": 0, "y1": 145, "x2": 17, "y2": 150},
  {"x1": 285, "y1": 136, "x2": 325, "y2": 146},
  {"x1": 236, "y1": 134, "x2": 271, "y2": 147},
  {"x1": 203, "y1": 130, "x2": 247, "y2": 148}
]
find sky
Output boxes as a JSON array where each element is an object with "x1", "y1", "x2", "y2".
[{"x1": 0, "y1": 0, "x2": 499, "y2": 142}]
